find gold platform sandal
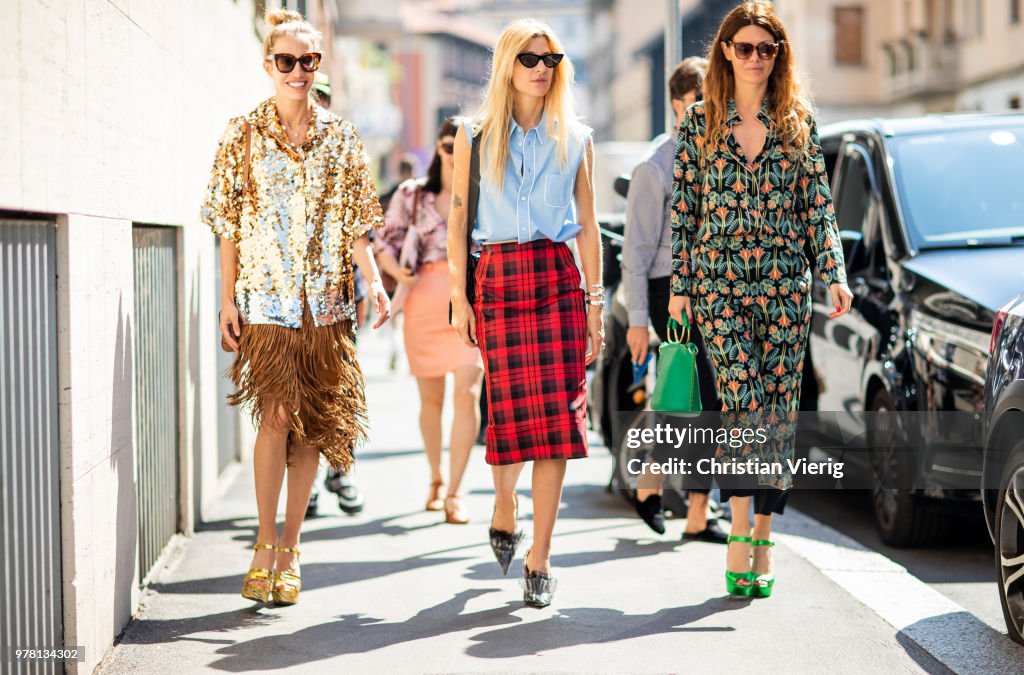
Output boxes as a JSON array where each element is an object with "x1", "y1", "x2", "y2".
[
  {"x1": 241, "y1": 543, "x2": 276, "y2": 603},
  {"x1": 273, "y1": 546, "x2": 302, "y2": 606}
]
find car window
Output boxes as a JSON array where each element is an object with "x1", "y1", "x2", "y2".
[
  {"x1": 834, "y1": 148, "x2": 871, "y2": 236},
  {"x1": 890, "y1": 125, "x2": 1024, "y2": 249},
  {"x1": 822, "y1": 143, "x2": 840, "y2": 186}
]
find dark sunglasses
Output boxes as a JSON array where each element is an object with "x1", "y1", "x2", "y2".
[
  {"x1": 267, "y1": 52, "x2": 322, "y2": 73},
  {"x1": 439, "y1": 141, "x2": 455, "y2": 154},
  {"x1": 727, "y1": 40, "x2": 781, "y2": 60},
  {"x1": 516, "y1": 52, "x2": 564, "y2": 69}
]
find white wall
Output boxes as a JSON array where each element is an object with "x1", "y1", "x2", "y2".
[{"x1": 1, "y1": 1, "x2": 271, "y2": 672}]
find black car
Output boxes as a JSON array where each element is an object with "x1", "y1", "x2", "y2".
[
  {"x1": 808, "y1": 113, "x2": 1024, "y2": 546},
  {"x1": 590, "y1": 179, "x2": 641, "y2": 457},
  {"x1": 982, "y1": 292, "x2": 1024, "y2": 646}
]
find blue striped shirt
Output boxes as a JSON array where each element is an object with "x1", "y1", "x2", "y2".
[
  {"x1": 461, "y1": 116, "x2": 592, "y2": 244},
  {"x1": 621, "y1": 133, "x2": 675, "y2": 327}
]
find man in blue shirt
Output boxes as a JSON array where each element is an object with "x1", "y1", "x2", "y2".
[{"x1": 621, "y1": 57, "x2": 727, "y2": 543}]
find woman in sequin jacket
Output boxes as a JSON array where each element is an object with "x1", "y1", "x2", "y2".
[
  {"x1": 668, "y1": 2, "x2": 853, "y2": 598},
  {"x1": 200, "y1": 10, "x2": 391, "y2": 607}
]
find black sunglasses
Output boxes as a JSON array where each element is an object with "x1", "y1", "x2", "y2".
[
  {"x1": 516, "y1": 52, "x2": 564, "y2": 69},
  {"x1": 268, "y1": 52, "x2": 322, "y2": 73},
  {"x1": 727, "y1": 40, "x2": 781, "y2": 60}
]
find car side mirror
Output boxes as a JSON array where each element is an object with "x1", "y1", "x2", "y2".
[{"x1": 614, "y1": 174, "x2": 631, "y2": 199}]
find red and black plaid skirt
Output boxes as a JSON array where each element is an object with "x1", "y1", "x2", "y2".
[{"x1": 474, "y1": 238, "x2": 589, "y2": 465}]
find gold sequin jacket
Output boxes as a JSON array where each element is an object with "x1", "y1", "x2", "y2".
[{"x1": 201, "y1": 97, "x2": 384, "y2": 328}]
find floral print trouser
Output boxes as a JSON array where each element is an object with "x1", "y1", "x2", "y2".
[{"x1": 689, "y1": 237, "x2": 813, "y2": 490}]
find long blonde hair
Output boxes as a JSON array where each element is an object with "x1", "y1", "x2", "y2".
[
  {"x1": 473, "y1": 19, "x2": 583, "y2": 187},
  {"x1": 703, "y1": 2, "x2": 813, "y2": 161}
]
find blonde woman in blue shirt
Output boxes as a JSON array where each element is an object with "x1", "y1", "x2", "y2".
[{"x1": 448, "y1": 19, "x2": 604, "y2": 608}]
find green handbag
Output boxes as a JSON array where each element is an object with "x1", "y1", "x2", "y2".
[{"x1": 650, "y1": 316, "x2": 702, "y2": 414}]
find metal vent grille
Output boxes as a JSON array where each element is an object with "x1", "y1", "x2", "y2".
[{"x1": 0, "y1": 219, "x2": 63, "y2": 674}]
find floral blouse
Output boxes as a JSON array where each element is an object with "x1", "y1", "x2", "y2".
[
  {"x1": 670, "y1": 99, "x2": 847, "y2": 296},
  {"x1": 201, "y1": 97, "x2": 384, "y2": 328},
  {"x1": 377, "y1": 179, "x2": 451, "y2": 269}
]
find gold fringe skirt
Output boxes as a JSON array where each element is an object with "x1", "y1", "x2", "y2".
[{"x1": 227, "y1": 305, "x2": 366, "y2": 471}]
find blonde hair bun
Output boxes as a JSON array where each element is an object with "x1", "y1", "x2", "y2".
[
  {"x1": 266, "y1": 9, "x2": 304, "y2": 27},
  {"x1": 262, "y1": 10, "x2": 321, "y2": 56}
]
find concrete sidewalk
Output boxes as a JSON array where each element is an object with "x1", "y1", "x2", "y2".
[{"x1": 98, "y1": 330, "x2": 960, "y2": 674}]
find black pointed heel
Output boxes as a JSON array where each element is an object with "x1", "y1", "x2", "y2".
[
  {"x1": 488, "y1": 494, "x2": 524, "y2": 575},
  {"x1": 632, "y1": 491, "x2": 666, "y2": 534},
  {"x1": 521, "y1": 548, "x2": 557, "y2": 608}
]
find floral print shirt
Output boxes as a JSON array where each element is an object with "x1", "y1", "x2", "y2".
[
  {"x1": 670, "y1": 98, "x2": 847, "y2": 296},
  {"x1": 377, "y1": 180, "x2": 451, "y2": 269},
  {"x1": 201, "y1": 97, "x2": 384, "y2": 328}
]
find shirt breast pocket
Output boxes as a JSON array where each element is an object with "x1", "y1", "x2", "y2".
[{"x1": 543, "y1": 175, "x2": 573, "y2": 208}]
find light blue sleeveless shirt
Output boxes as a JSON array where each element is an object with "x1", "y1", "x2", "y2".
[{"x1": 461, "y1": 116, "x2": 593, "y2": 244}]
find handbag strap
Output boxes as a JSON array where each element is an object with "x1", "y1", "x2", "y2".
[
  {"x1": 667, "y1": 317, "x2": 691, "y2": 344},
  {"x1": 465, "y1": 128, "x2": 481, "y2": 253},
  {"x1": 397, "y1": 185, "x2": 421, "y2": 271},
  {"x1": 242, "y1": 119, "x2": 252, "y2": 197}
]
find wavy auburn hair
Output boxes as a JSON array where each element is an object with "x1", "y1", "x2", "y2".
[
  {"x1": 472, "y1": 19, "x2": 584, "y2": 187},
  {"x1": 703, "y1": 2, "x2": 813, "y2": 160}
]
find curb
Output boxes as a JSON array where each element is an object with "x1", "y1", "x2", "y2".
[{"x1": 779, "y1": 507, "x2": 1022, "y2": 675}]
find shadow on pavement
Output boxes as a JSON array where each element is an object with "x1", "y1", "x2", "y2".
[
  {"x1": 464, "y1": 483, "x2": 635, "y2": 521},
  {"x1": 349, "y1": 448, "x2": 426, "y2": 462},
  {"x1": 206, "y1": 589, "x2": 518, "y2": 671},
  {"x1": 894, "y1": 629, "x2": 956, "y2": 675},
  {"x1": 198, "y1": 512, "x2": 431, "y2": 547},
  {"x1": 195, "y1": 517, "x2": 261, "y2": 534},
  {"x1": 894, "y1": 611, "x2": 1024, "y2": 674},
  {"x1": 465, "y1": 597, "x2": 747, "y2": 659},
  {"x1": 148, "y1": 556, "x2": 475, "y2": 596},
  {"x1": 115, "y1": 608, "x2": 282, "y2": 646},
  {"x1": 462, "y1": 537, "x2": 680, "y2": 581},
  {"x1": 298, "y1": 512, "x2": 438, "y2": 543}
]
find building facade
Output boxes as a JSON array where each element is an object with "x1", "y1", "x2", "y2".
[
  {"x1": 334, "y1": 0, "x2": 495, "y2": 182},
  {"x1": 779, "y1": 0, "x2": 1024, "y2": 119},
  {"x1": 433, "y1": 0, "x2": 593, "y2": 115},
  {"x1": 587, "y1": 0, "x2": 721, "y2": 142},
  {"x1": 589, "y1": 0, "x2": 1024, "y2": 139}
]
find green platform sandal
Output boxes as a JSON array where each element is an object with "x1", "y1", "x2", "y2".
[
  {"x1": 725, "y1": 535, "x2": 753, "y2": 597},
  {"x1": 751, "y1": 539, "x2": 775, "y2": 598}
]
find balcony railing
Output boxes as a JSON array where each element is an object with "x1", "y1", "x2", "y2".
[{"x1": 883, "y1": 30, "x2": 960, "y2": 101}]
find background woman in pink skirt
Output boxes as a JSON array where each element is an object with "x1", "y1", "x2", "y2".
[{"x1": 376, "y1": 119, "x2": 484, "y2": 525}]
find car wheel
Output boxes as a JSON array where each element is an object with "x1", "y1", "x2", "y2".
[
  {"x1": 869, "y1": 390, "x2": 949, "y2": 547},
  {"x1": 995, "y1": 440, "x2": 1024, "y2": 647}
]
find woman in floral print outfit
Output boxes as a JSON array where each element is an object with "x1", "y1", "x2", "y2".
[{"x1": 668, "y1": 2, "x2": 853, "y2": 598}]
